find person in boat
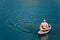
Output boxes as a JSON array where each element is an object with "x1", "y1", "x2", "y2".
[{"x1": 40, "y1": 19, "x2": 49, "y2": 32}]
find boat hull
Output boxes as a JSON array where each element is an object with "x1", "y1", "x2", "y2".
[{"x1": 38, "y1": 24, "x2": 52, "y2": 34}]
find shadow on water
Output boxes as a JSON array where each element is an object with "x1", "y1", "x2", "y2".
[{"x1": 38, "y1": 34, "x2": 48, "y2": 40}]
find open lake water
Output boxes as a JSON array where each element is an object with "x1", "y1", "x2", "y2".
[{"x1": 0, "y1": 0, "x2": 60, "y2": 40}]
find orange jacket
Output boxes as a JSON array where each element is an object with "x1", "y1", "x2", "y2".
[{"x1": 40, "y1": 22, "x2": 48, "y2": 30}]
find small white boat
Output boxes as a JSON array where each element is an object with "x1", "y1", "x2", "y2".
[{"x1": 38, "y1": 24, "x2": 52, "y2": 34}]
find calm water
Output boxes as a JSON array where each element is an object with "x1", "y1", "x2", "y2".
[{"x1": 0, "y1": 0, "x2": 60, "y2": 40}]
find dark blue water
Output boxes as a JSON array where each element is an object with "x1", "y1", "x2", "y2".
[{"x1": 0, "y1": 0, "x2": 60, "y2": 40}]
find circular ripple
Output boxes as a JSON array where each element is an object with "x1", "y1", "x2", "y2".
[{"x1": 8, "y1": 19, "x2": 39, "y2": 34}]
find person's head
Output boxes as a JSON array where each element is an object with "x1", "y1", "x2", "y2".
[{"x1": 43, "y1": 19, "x2": 46, "y2": 22}]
